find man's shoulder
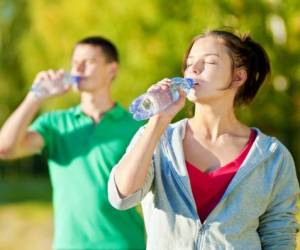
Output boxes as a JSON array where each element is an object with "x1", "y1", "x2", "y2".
[
  {"x1": 114, "y1": 103, "x2": 144, "y2": 125},
  {"x1": 40, "y1": 105, "x2": 79, "y2": 119},
  {"x1": 33, "y1": 106, "x2": 79, "y2": 130}
]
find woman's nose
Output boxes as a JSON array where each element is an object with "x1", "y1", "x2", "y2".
[{"x1": 191, "y1": 61, "x2": 203, "y2": 75}]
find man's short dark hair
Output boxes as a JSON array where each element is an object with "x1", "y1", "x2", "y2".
[{"x1": 76, "y1": 36, "x2": 119, "y2": 63}]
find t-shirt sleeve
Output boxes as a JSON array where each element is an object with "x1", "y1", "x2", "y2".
[{"x1": 29, "y1": 112, "x2": 53, "y2": 151}]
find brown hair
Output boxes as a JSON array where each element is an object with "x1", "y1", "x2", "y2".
[
  {"x1": 183, "y1": 30, "x2": 271, "y2": 106},
  {"x1": 76, "y1": 36, "x2": 119, "y2": 63}
]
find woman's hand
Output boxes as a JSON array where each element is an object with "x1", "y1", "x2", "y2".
[{"x1": 148, "y1": 78, "x2": 187, "y2": 122}]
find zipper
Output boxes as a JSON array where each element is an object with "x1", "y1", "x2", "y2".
[
  {"x1": 197, "y1": 225, "x2": 206, "y2": 250},
  {"x1": 166, "y1": 152, "x2": 204, "y2": 249},
  {"x1": 158, "y1": 122, "x2": 277, "y2": 249},
  {"x1": 194, "y1": 220, "x2": 202, "y2": 250}
]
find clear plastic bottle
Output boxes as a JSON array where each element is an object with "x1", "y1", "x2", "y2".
[
  {"x1": 31, "y1": 72, "x2": 80, "y2": 98},
  {"x1": 129, "y1": 77, "x2": 194, "y2": 120}
]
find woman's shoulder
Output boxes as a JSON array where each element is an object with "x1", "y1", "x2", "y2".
[
  {"x1": 252, "y1": 127, "x2": 294, "y2": 164},
  {"x1": 165, "y1": 118, "x2": 188, "y2": 137},
  {"x1": 168, "y1": 118, "x2": 188, "y2": 130}
]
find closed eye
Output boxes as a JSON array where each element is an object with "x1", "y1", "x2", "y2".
[
  {"x1": 186, "y1": 61, "x2": 193, "y2": 67},
  {"x1": 205, "y1": 61, "x2": 217, "y2": 64}
]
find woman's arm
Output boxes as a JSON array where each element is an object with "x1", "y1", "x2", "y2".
[
  {"x1": 114, "y1": 115, "x2": 170, "y2": 198},
  {"x1": 113, "y1": 80, "x2": 186, "y2": 197},
  {"x1": 258, "y1": 147, "x2": 299, "y2": 250}
]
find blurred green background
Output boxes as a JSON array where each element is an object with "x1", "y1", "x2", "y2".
[{"x1": 0, "y1": 0, "x2": 299, "y2": 249}]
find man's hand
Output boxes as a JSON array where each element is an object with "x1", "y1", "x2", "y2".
[{"x1": 30, "y1": 69, "x2": 72, "y2": 100}]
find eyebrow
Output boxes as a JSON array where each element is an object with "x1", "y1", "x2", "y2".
[{"x1": 188, "y1": 53, "x2": 220, "y2": 59}]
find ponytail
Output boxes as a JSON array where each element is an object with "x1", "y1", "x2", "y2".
[{"x1": 234, "y1": 35, "x2": 271, "y2": 105}]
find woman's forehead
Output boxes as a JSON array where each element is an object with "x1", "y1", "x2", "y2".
[{"x1": 189, "y1": 36, "x2": 227, "y2": 56}]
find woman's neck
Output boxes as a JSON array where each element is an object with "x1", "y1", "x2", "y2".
[{"x1": 189, "y1": 103, "x2": 248, "y2": 141}]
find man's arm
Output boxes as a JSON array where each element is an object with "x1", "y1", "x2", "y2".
[
  {"x1": 0, "y1": 93, "x2": 45, "y2": 159},
  {"x1": 0, "y1": 69, "x2": 71, "y2": 160}
]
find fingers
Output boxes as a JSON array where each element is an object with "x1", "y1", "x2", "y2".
[
  {"x1": 148, "y1": 78, "x2": 172, "y2": 92},
  {"x1": 47, "y1": 69, "x2": 56, "y2": 80},
  {"x1": 175, "y1": 90, "x2": 186, "y2": 105},
  {"x1": 168, "y1": 88, "x2": 185, "y2": 107},
  {"x1": 33, "y1": 69, "x2": 65, "y2": 84},
  {"x1": 33, "y1": 71, "x2": 48, "y2": 84},
  {"x1": 30, "y1": 69, "x2": 69, "y2": 100}
]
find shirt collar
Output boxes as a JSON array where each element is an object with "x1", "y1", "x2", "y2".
[{"x1": 74, "y1": 102, "x2": 126, "y2": 120}]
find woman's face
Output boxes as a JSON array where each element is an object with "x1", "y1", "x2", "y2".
[{"x1": 184, "y1": 36, "x2": 235, "y2": 103}]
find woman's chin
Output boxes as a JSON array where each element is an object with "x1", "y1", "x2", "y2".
[{"x1": 186, "y1": 91, "x2": 199, "y2": 102}]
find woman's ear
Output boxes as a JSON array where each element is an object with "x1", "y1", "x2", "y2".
[{"x1": 231, "y1": 67, "x2": 247, "y2": 88}]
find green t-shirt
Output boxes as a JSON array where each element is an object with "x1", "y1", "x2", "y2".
[{"x1": 30, "y1": 103, "x2": 145, "y2": 250}]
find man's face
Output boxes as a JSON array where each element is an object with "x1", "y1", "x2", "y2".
[{"x1": 70, "y1": 44, "x2": 117, "y2": 92}]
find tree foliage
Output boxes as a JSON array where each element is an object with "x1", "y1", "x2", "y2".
[{"x1": 0, "y1": 0, "x2": 299, "y2": 174}]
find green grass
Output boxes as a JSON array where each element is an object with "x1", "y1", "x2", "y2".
[
  {"x1": 0, "y1": 202, "x2": 53, "y2": 250},
  {"x1": 0, "y1": 177, "x2": 53, "y2": 250}
]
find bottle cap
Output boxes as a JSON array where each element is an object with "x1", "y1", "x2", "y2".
[
  {"x1": 71, "y1": 75, "x2": 81, "y2": 84},
  {"x1": 185, "y1": 78, "x2": 195, "y2": 88}
]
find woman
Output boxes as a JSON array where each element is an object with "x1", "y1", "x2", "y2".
[{"x1": 108, "y1": 30, "x2": 299, "y2": 249}]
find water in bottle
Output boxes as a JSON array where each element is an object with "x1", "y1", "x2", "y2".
[
  {"x1": 129, "y1": 77, "x2": 194, "y2": 120},
  {"x1": 31, "y1": 72, "x2": 80, "y2": 98}
]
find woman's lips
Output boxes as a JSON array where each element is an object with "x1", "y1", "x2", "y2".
[{"x1": 193, "y1": 80, "x2": 201, "y2": 86}]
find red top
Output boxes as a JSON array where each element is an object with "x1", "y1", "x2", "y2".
[{"x1": 186, "y1": 129, "x2": 256, "y2": 222}]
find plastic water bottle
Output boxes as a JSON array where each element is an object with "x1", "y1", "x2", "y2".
[
  {"x1": 31, "y1": 72, "x2": 80, "y2": 98},
  {"x1": 129, "y1": 77, "x2": 194, "y2": 120}
]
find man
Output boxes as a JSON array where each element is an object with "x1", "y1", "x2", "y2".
[{"x1": 0, "y1": 37, "x2": 146, "y2": 249}]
